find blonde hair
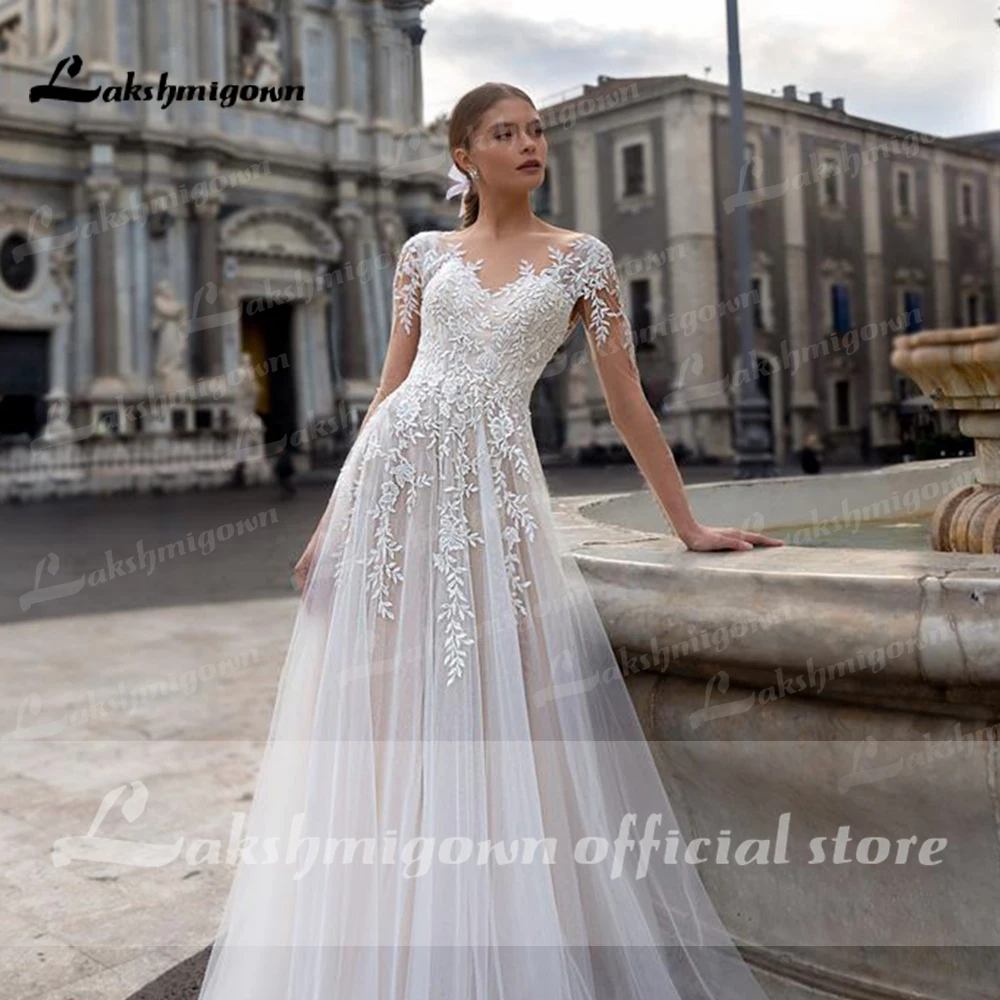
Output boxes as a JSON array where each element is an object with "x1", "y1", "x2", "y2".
[{"x1": 447, "y1": 82, "x2": 536, "y2": 229}]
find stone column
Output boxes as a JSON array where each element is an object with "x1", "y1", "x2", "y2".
[
  {"x1": 929, "y1": 148, "x2": 952, "y2": 327},
  {"x1": 85, "y1": 174, "x2": 124, "y2": 397},
  {"x1": 331, "y1": 7, "x2": 360, "y2": 161},
  {"x1": 368, "y1": 19, "x2": 393, "y2": 168},
  {"x1": 197, "y1": 0, "x2": 215, "y2": 79},
  {"x1": 861, "y1": 129, "x2": 896, "y2": 456},
  {"x1": 288, "y1": 0, "x2": 304, "y2": 87},
  {"x1": 368, "y1": 21, "x2": 385, "y2": 121},
  {"x1": 781, "y1": 115, "x2": 819, "y2": 454},
  {"x1": 225, "y1": 0, "x2": 240, "y2": 81},
  {"x1": 219, "y1": 286, "x2": 242, "y2": 383},
  {"x1": 407, "y1": 22, "x2": 425, "y2": 125},
  {"x1": 571, "y1": 130, "x2": 600, "y2": 235},
  {"x1": 23, "y1": 0, "x2": 38, "y2": 56},
  {"x1": 87, "y1": 0, "x2": 112, "y2": 69},
  {"x1": 334, "y1": 8, "x2": 352, "y2": 108},
  {"x1": 308, "y1": 291, "x2": 335, "y2": 418},
  {"x1": 663, "y1": 93, "x2": 729, "y2": 460},
  {"x1": 192, "y1": 190, "x2": 224, "y2": 379},
  {"x1": 48, "y1": 246, "x2": 74, "y2": 394},
  {"x1": 141, "y1": 0, "x2": 160, "y2": 76},
  {"x1": 291, "y1": 300, "x2": 313, "y2": 430},
  {"x1": 331, "y1": 203, "x2": 369, "y2": 382}
]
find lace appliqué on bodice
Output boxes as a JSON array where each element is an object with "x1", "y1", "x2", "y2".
[{"x1": 335, "y1": 230, "x2": 636, "y2": 686}]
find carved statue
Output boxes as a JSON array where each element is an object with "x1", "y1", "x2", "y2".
[
  {"x1": 250, "y1": 23, "x2": 283, "y2": 86},
  {"x1": 0, "y1": 13, "x2": 28, "y2": 59},
  {"x1": 152, "y1": 280, "x2": 189, "y2": 389},
  {"x1": 238, "y1": 1, "x2": 284, "y2": 87},
  {"x1": 38, "y1": 0, "x2": 73, "y2": 57},
  {"x1": 48, "y1": 244, "x2": 74, "y2": 311},
  {"x1": 40, "y1": 388, "x2": 74, "y2": 443},
  {"x1": 231, "y1": 350, "x2": 265, "y2": 447}
]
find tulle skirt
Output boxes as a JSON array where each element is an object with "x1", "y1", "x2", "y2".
[{"x1": 195, "y1": 392, "x2": 770, "y2": 1000}]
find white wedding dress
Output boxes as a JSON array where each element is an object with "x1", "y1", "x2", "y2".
[{"x1": 196, "y1": 230, "x2": 770, "y2": 1000}]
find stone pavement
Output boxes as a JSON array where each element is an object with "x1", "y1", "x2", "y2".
[
  {"x1": 1, "y1": 595, "x2": 299, "y2": 1000},
  {"x1": 0, "y1": 460, "x2": 865, "y2": 1000}
]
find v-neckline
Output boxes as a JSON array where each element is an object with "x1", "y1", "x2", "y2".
[{"x1": 436, "y1": 230, "x2": 587, "y2": 298}]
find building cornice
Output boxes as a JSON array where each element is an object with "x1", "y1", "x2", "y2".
[{"x1": 539, "y1": 74, "x2": 1000, "y2": 166}]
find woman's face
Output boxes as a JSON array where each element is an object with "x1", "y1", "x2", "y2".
[{"x1": 458, "y1": 97, "x2": 547, "y2": 195}]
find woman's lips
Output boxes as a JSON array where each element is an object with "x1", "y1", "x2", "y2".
[{"x1": 518, "y1": 163, "x2": 542, "y2": 170}]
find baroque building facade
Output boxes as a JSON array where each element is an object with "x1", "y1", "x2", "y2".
[
  {"x1": 3, "y1": 11, "x2": 999, "y2": 497},
  {"x1": 0, "y1": 0, "x2": 450, "y2": 497},
  {"x1": 534, "y1": 75, "x2": 1000, "y2": 464}
]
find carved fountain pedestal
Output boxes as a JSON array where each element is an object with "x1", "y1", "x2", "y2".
[{"x1": 891, "y1": 324, "x2": 1000, "y2": 554}]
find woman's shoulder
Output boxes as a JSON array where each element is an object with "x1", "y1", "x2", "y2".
[
  {"x1": 547, "y1": 230, "x2": 616, "y2": 289},
  {"x1": 395, "y1": 230, "x2": 449, "y2": 282},
  {"x1": 544, "y1": 227, "x2": 601, "y2": 253},
  {"x1": 550, "y1": 229, "x2": 613, "y2": 267},
  {"x1": 400, "y1": 229, "x2": 443, "y2": 256}
]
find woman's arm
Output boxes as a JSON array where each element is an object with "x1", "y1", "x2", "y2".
[
  {"x1": 294, "y1": 234, "x2": 426, "y2": 588},
  {"x1": 574, "y1": 238, "x2": 783, "y2": 552},
  {"x1": 357, "y1": 235, "x2": 424, "y2": 434}
]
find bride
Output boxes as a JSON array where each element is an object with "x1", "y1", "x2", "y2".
[{"x1": 196, "y1": 81, "x2": 783, "y2": 1000}]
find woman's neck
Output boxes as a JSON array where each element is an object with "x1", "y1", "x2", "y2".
[{"x1": 469, "y1": 194, "x2": 542, "y2": 239}]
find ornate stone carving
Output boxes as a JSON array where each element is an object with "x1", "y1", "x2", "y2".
[
  {"x1": 891, "y1": 324, "x2": 1000, "y2": 554},
  {"x1": 152, "y1": 280, "x2": 189, "y2": 390},
  {"x1": 0, "y1": 9, "x2": 28, "y2": 60},
  {"x1": 819, "y1": 258, "x2": 854, "y2": 280},
  {"x1": 250, "y1": 24, "x2": 282, "y2": 85},
  {"x1": 84, "y1": 174, "x2": 122, "y2": 211},
  {"x1": 40, "y1": 388, "x2": 74, "y2": 442},
  {"x1": 231, "y1": 350, "x2": 266, "y2": 446},
  {"x1": 332, "y1": 205, "x2": 363, "y2": 243},
  {"x1": 48, "y1": 244, "x2": 74, "y2": 312},
  {"x1": 238, "y1": 0, "x2": 284, "y2": 86},
  {"x1": 38, "y1": 0, "x2": 73, "y2": 57},
  {"x1": 220, "y1": 205, "x2": 341, "y2": 261},
  {"x1": 192, "y1": 189, "x2": 224, "y2": 221},
  {"x1": 144, "y1": 184, "x2": 184, "y2": 238}
]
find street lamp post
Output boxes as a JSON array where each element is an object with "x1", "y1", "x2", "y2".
[{"x1": 726, "y1": 0, "x2": 777, "y2": 478}]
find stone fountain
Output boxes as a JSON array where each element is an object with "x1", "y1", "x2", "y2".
[
  {"x1": 891, "y1": 323, "x2": 1000, "y2": 553},
  {"x1": 549, "y1": 347, "x2": 1000, "y2": 999}
]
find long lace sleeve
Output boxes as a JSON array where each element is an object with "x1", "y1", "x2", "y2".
[
  {"x1": 357, "y1": 232, "x2": 424, "y2": 434},
  {"x1": 575, "y1": 237, "x2": 699, "y2": 541}
]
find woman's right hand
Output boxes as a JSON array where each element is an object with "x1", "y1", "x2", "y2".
[{"x1": 293, "y1": 547, "x2": 314, "y2": 592}]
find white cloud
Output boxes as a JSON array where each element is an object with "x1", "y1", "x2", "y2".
[{"x1": 420, "y1": 0, "x2": 998, "y2": 137}]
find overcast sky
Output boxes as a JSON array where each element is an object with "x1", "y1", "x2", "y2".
[{"x1": 420, "y1": 0, "x2": 998, "y2": 139}]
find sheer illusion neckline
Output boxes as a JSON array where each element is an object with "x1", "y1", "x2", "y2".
[{"x1": 436, "y1": 230, "x2": 588, "y2": 297}]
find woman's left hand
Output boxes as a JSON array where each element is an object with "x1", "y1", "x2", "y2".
[{"x1": 680, "y1": 523, "x2": 785, "y2": 552}]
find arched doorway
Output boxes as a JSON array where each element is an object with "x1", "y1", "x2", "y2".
[{"x1": 219, "y1": 206, "x2": 342, "y2": 462}]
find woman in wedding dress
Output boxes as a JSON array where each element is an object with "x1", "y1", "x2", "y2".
[{"x1": 196, "y1": 82, "x2": 784, "y2": 1000}]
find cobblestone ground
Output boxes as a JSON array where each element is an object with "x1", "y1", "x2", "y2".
[{"x1": 1, "y1": 460, "x2": 852, "y2": 626}]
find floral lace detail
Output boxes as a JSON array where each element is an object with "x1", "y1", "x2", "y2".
[
  {"x1": 341, "y1": 229, "x2": 635, "y2": 686},
  {"x1": 391, "y1": 235, "x2": 424, "y2": 336}
]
